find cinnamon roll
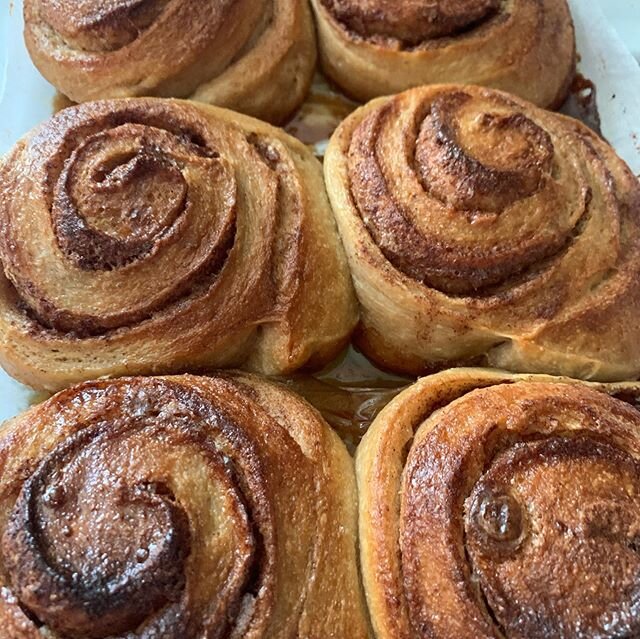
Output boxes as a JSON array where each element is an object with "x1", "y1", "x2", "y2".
[
  {"x1": 310, "y1": 0, "x2": 575, "y2": 108},
  {"x1": 324, "y1": 84, "x2": 640, "y2": 381},
  {"x1": 24, "y1": 0, "x2": 316, "y2": 123},
  {"x1": 0, "y1": 98, "x2": 357, "y2": 392},
  {"x1": 357, "y1": 367, "x2": 640, "y2": 639},
  {"x1": 0, "y1": 373, "x2": 371, "y2": 638}
]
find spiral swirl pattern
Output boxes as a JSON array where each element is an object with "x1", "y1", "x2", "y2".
[
  {"x1": 0, "y1": 374, "x2": 370, "y2": 638},
  {"x1": 311, "y1": 0, "x2": 575, "y2": 107},
  {"x1": 325, "y1": 0, "x2": 502, "y2": 44},
  {"x1": 324, "y1": 84, "x2": 640, "y2": 381},
  {"x1": 357, "y1": 368, "x2": 640, "y2": 639},
  {"x1": 0, "y1": 99, "x2": 356, "y2": 391},
  {"x1": 24, "y1": 0, "x2": 316, "y2": 123}
]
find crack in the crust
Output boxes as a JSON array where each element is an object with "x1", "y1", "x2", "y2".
[
  {"x1": 215, "y1": 456, "x2": 266, "y2": 639},
  {"x1": 463, "y1": 536, "x2": 509, "y2": 639},
  {"x1": 610, "y1": 391, "x2": 640, "y2": 413},
  {"x1": 17, "y1": 601, "x2": 44, "y2": 628},
  {"x1": 227, "y1": 0, "x2": 275, "y2": 68}
]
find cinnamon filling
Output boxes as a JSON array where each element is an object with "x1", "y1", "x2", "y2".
[
  {"x1": 36, "y1": 0, "x2": 171, "y2": 52},
  {"x1": 322, "y1": 0, "x2": 501, "y2": 44}
]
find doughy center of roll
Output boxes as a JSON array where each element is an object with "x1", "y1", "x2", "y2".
[
  {"x1": 416, "y1": 92, "x2": 554, "y2": 212},
  {"x1": 465, "y1": 436, "x2": 640, "y2": 638},
  {"x1": 38, "y1": 0, "x2": 170, "y2": 51},
  {"x1": 55, "y1": 124, "x2": 193, "y2": 270},
  {"x1": 324, "y1": 0, "x2": 500, "y2": 43}
]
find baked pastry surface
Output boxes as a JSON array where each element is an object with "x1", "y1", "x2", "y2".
[
  {"x1": 357, "y1": 367, "x2": 640, "y2": 639},
  {"x1": 310, "y1": 0, "x2": 575, "y2": 107},
  {"x1": 0, "y1": 98, "x2": 357, "y2": 391},
  {"x1": 0, "y1": 373, "x2": 371, "y2": 638},
  {"x1": 324, "y1": 84, "x2": 640, "y2": 381},
  {"x1": 24, "y1": 0, "x2": 317, "y2": 123}
]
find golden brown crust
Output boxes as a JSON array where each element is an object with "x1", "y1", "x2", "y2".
[
  {"x1": 0, "y1": 373, "x2": 371, "y2": 638},
  {"x1": 357, "y1": 368, "x2": 640, "y2": 639},
  {"x1": 310, "y1": 0, "x2": 576, "y2": 108},
  {"x1": 0, "y1": 98, "x2": 357, "y2": 392},
  {"x1": 24, "y1": 0, "x2": 317, "y2": 124},
  {"x1": 324, "y1": 84, "x2": 640, "y2": 381}
]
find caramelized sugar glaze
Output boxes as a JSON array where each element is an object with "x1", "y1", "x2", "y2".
[
  {"x1": 357, "y1": 369, "x2": 640, "y2": 639},
  {"x1": 0, "y1": 374, "x2": 370, "y2": 638},
  {"x1": 285, "y1": 77, "x2": 358, "y2": 153}
]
